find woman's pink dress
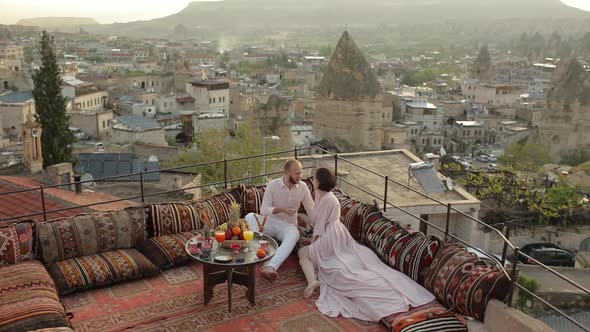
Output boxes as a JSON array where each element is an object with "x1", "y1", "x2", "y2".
[{"x1": 308, "y1": 191, "x2": 435, "y2": 322}]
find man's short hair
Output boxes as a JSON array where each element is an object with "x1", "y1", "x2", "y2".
[{"x1": 284, "y1": 159, "x2": 300, "y2": 172}]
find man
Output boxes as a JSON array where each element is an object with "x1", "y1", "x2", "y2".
[{"x1": 245, "y1": 159, "x2": 315, "y2": 281}]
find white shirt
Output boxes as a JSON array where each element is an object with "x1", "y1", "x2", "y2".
[{"x1": 260, "y1": 177, "x2": 315, "y2": 225}]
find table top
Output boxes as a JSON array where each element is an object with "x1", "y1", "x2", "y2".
[{"x1": 185, "y1": 232, "x2": 278, "y2": 267}]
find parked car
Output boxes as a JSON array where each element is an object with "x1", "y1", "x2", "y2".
[
  {"x1": 518, "y1": 243, "x2": 575, "y2": 267},
  {"x1": 466, "y1": 247, "x2": 507, "y2": 268},
  {"x1": 477, "y1": 154, "x2": 490, "y2": 162},
  {"x1": 488, "y1": 154, "x2": 497, "y2": 162},
  {"x1": 487, "y1": 163, "x2": 498, "y2": 170}
]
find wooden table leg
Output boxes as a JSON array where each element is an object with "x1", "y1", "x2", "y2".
[
  {"x1": 203, "y1": 263, "x2": 214, "y2": 305},
  {"x1": 226, "y1": 267, "x2": 234, "y2": 313},
  {"x1": 247, "y1": 265, "x2": 256, "y2": 306}
]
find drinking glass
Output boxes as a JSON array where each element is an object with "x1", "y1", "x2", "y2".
[
  {"x1": 243, "y1": 230, "x2": 254, "y2": 252},
  {"x1": 214, "y1": 230, "x2": 226, "y2": 244}
]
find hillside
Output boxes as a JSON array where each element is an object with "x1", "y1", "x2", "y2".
[{"x1": 17, "y1": 17, "x2": 98, "y2": 28}]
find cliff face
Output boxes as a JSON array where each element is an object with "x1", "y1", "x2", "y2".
[
  {"x1": 547, "y1": 59, "x2": 590, "y2": 107},
  {"x1": 317, "y1": 31, "x2": 381, "y2": 101}
]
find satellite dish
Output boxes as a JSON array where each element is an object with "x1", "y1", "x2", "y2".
[
  {"x1": 440, "y1": 147, "x2": 447, "y2": 157},
  {"x1": 81, "y1": 173, "x2": 95, "y2": 188},
  {"x1": 446, "y1": 177, "x2": 454, "y2": 191},
  {"x1": 148, "y1": 155, "x2": 159, "y2": 162},
  {"x1": 31, "y1": 129, "x2": 40, "y2": 138}
]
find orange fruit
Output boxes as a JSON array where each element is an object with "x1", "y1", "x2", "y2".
[
  {"x1": 232, "y1": 226, "x2": 241, "y2": 236},
  {"x1": 256, "y1": 248, "x2": 266, "y2": 258}
]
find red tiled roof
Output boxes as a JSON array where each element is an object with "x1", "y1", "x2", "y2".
[
  {"x1": 176, "y1": 96, "x2": 195, "y2": 103},
  {"x1": 0, "y1": 176, "x2": 137, "y2": 226}
]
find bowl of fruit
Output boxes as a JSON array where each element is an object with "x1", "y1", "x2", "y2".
[{"x1": 217, "y1": 203, "x2": 250, "y2": 248}]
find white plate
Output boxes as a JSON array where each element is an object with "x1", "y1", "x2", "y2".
[{"x1": 214, "y1": 255, "x2": 233, "y2": 263}]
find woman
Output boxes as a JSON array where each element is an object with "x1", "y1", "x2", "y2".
[{"x1": 298, "y1": 168, "x2": 435, "y2": 322}]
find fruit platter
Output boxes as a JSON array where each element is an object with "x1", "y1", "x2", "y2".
[{"x1": 215, "y1": 202, "x2": 252, "y2": 248}]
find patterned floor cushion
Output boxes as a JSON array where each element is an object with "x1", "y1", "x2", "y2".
[
  {"x1": 423, "y1": 243, "x2": 511, "y2": 321},
  {"x1": 37, "y1": 207, "x2": 147, "y2": 265},
  {"x1": 0, "y1": 261, "x2": 70, "y2": 332},
  {"x1": 47, "y1": 249, "x2": 159, "y2": 295},
  {"x1": 339, "y1": 197, "x2": 378, "y2": 244},
  {"x1": 147, "y1": 203, "x2": 202, "y2": 237},
  {"x1": 28, "y1": 328, "x2": 75, "y2": 332},
  {"x1": 381, "y1": 301, "x2": 467, "y2": 332},
  {"x1": 0, "y1": 221, "x2": 35, "y2": 266},
  {"x1": 136, "y1": 230, "x2": 201, "y2": 269}
]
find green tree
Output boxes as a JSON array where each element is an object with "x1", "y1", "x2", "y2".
[
  {"x1": 319, "y1": 45, "x2": 332, "y2": 57},
  {"x1": 501, "y1": 142, "x2": 551, "y2": 180},
  {"x1": 32, "y1": 31, "x2": 74, "y2": 168}
]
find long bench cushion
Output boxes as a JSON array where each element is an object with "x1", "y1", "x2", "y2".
[
  {"x1": 335, "y1": 189, "x2": 378, "y2": 244},
  {"x1": 0, "y1": 221, "x2": 35, "y2": 266},
  {"x1": 366, "y1": 217, "x2": 441, "y2": 284},
  {"x1": 135, "y1": 229, "x2": 201, "y2": 269},
  {"x1": 147, "y1": 203, "x2": 202, "y2": 237},
  {"x1": 381, "y1": 301, "x2": 467, "y2": 332},
  {"x1": 197, "y1": 188, "x2": 241, "y2": 229},
  {"x1": 0, "y1": 261, "x2": 70, "y2": 332},
  {"x1": 37, "y1": 207, "x2": 147, "y2": 265},
  {"x1": 47, "y1": 248, "x2": 159, "y2": 295},
  {"x1": 423, "y1": 243, "x2": 511, "y2": 321}
]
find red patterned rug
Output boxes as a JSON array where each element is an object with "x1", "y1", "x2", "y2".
[{"x1": 62, "y1": 256, "x2": 388, "y2": 332}]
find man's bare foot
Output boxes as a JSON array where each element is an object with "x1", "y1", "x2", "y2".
[
  {"x1": 304, "y1": 281, "x2": 320, "y2": 298},
  {"x1": 260, "y1": 267, "x2": 278, "y2": 281}
]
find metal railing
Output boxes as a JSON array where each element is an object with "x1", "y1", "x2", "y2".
[{"x1": 0, "y1": 145, "x2": 587, "y2": 331}]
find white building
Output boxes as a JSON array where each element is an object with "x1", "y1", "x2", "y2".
[
  {"x1": 109, "y1": 115, "x2": 166, "y2": 146},
  {"x1": 191, "y1": 112, "x2": 227, "y2": 135},
  {"x1": 186, "y1": 80, "x2": 230, "y2": 114}
]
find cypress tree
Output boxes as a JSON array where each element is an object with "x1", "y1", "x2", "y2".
[{"x1": 32, "y1": 31, "x2": 74, "y2": 168}]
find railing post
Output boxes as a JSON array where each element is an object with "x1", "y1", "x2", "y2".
[
  {"x1": 444, "y1": 203, "x2": 451, "y2": 240},
  {"x1": 501, "y1": 222, "x2": 511, "y2": 266},
  {"x1": 507, "y1": 247, "x2": 520, "y2": 307},
  {"x1": 139, "y1": 171, "x2": 145, "y2": 203},
  {"x1": 334, "y1": 154, "x2": 338, "y2": 178},
  {"x1": 383, "y1": 176, "x2": 389, "y2": 212},
  {"x1": 294, "y1": 147, "x2": 298, "y2": 159},
  {"x1": 40, "y1": 185, "x2": 47, "y2": 222},
  {"x1": 224, "y1": 159, "x2": 228, "y2": 189}
]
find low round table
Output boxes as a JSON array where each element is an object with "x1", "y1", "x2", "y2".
[{"x1": 185, "y1": 232, "x2": 278, "y2": 312}]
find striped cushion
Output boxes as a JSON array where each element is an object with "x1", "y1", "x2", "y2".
[
  {"x1": 239, "y1": 185, "x2": 266, "y2": 216},
  {"x1": 0, "y1": 261, "x2": 70, "y2": 332},
  {"x1": 47, "y1": 249, "x2": 159, "y2": 295},
  {"x1": 394, "y1": 234, "x2": 442, "y2": 284},
  {"x1": 296, "y1": 213, "x2": 314, "y2": 238},
  {"x1": 0, "y1": 221, "x2": 35, "y2": 266},
  {"x1": 37, "y1": 207, "x2": 147, "y2": 265},
  {"x1": 381, "y1": 301, "x2": 466, "y2": 332},
  {"x1": 423, "y1": 243, "x2": 511, "y2": 321},
  {"x1": 338, "y1": 194, "x2": 378, "y2": 244},
  {"x1": 148, "y1": 203, "x2": 202, "y2": 237},
  {"x1": 197, "y1": 188, "x2": 241, "y2": 229},
  {"x1": 135, "y1": 230, "x2": 201, "y2": 269}
]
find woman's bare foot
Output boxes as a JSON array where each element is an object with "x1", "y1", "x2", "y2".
[{"x1": 304, "y1": 281, "x2": 320, "y2": 298}]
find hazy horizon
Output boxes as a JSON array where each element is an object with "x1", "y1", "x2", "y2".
[{"x1": 0, "y1": 0, "x2": 589, "y2": 25}]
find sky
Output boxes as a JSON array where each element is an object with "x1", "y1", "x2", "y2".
[{"x1": 0, "y1": 0, "x2": 589, "y2": 24}]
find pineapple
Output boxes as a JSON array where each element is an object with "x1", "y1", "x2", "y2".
[{"x1": 228, "y1": 202, "x2": 241, "y2": 229}]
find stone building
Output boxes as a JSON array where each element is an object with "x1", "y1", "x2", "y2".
[
  {"x1": 536, "y1": 59, "x2": 590, "y2": 161},
  {"x1": 313, "y1": 31, "x2": 383, "y2": 151}
]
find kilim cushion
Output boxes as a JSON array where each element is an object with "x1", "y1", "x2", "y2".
[
  {"x1": 0, "y1": 221, "x2": 35, "y2": 266},
  {"x1": 47, "y1": 248, "x2": 159, "y2": 294},
  {"x1": 37, "y1": 207, "x2": 147, "y2": 265},
  {"x1": 339, "y1": 196, "x2": 378, "y2": 244},
  {"x1": 197, "y1": 188, "x2": 241, "y2": 229},
  {"x1": 0, "y1": 261, "x2": 70, "y2": 332},
  {"x1": 147, "y1": 203, "x2": 202, "y2": 237},
  {"x1": 239, "y1": 185, "x2": 266, "y2": 216},
  {"x1": 28, "y1": 328, "x2": 75, "y2": 332},
  {"x1": 296, "y1": 213, "x2": 314, "y2": 238},
  {"x1": 380, "y1": 301, "x2": 467, "y2": 332},
  {"x1": 423, "y1": 243, "x2": 511, "y2": 321},
  {"x1": 135, "y1": 229, "x2": 201, "y2": 269}
]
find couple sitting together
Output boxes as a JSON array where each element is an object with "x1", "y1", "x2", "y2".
[{"x1": 244, "y1": 159, "x2": 434, "y2": 322}]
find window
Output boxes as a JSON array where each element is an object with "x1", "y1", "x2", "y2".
[
  {"x1": 218, "y1": 97, "x2": 221, "y2": 102},
  {"x1": 164, "y1": 102, "x2": 167, "y2": 107},
  {"x1": 102, "y1": 120, "x2": 106, "y2": 128}
]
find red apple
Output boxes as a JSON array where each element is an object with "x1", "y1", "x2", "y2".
[{"x1": 225, "y1": 229, "x2": 233, "y2": 240}]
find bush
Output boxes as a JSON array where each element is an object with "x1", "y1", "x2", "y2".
[{"x1": 516, "y1": 275, "x2": 540, "y2": 313}]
